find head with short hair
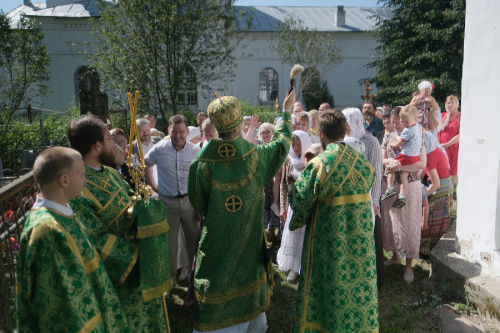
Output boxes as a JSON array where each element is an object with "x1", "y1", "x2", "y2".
[
  {"x1": 33, "y1": 147, "x2": 86, "y2": 201},
  {"x1": 258, "y1": 122, "x2": 275, "y2": 143},
  {"x1": 201, "y1": 118, "x2": 217, "y2": 141},
  {"x1": 318, "y1": 103, "x2": 331, "y2": 113},
  {"x1": 111, "y1": 128, "x2": 128, "y2": 151},
  {"x1": 144, "y1": 114, "x2": 156, "y2": 128},
  {"x1": 169, "y1": 114, "x2": 189, "y2": 128},
  {"x1": 296, "y1": 112, "x2": 311, "y2": 133},
  {"x1": 197, "y1": 112, "x2": 207, "y2": 127},
  {"x1": 400, "y1": 105, "x2": 419, "y2": 122},
  {"x1": 201, "y1": 117, "x2": 214, "y2": 131},
  {"x1": 169, "y1": 114, "x2": 189, "y2": 149},
  {"x1": 362, "y1": 101, "x2": 376, "y2": 114},
  {"x1": 293, "y1": 102, "x2": 304, "y2": 115},
  {"x1": 390, "y1": 106, "x2": 404, "y2": 132},
  {"x1": 304, "y1": 143, "x2": 323, "y2": 163},
  {"x1": 319, "y1": 109, "x2": 347, "y2": 148},
  {"x1": 67, "y1": 115, "x2": 107, "y2": 156},
  {"x1": 136, "y1": 118, "x2": 151, "y2": 145}
]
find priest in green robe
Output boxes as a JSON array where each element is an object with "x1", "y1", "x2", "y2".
[
  {"x1": 67, "y1": 115, "x2": 171, "y2": 332},
  {"x1": 288, "y1": 109, "x2": 379, "y2": 333},
  {"x1": 16, "y1": 147, "x2": 131, "y2": 332},
  {"x1": 188, "y1": 92, "x2": 294, "y2": 332}
]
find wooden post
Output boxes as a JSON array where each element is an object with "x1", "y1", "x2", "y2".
[{"x1": 27, "y1": 105, "x2": 32, "y2": 124}]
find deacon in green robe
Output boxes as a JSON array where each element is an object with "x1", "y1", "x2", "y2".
[
  {"x1": 16, "y1": 204, "x2": 131, "y2": 333},
  {"x1": 67, "y1": 115, "x2": 171, "y2": 332},
  {"x1": 288, "y1": 109, "x2": 379, "y2": 333},
  {"x1": 188, "y1": 93, "x2": 293, "y2": 332},
  {"x1": 16, "y1": 146, "x2": 130, "y2": 332}
]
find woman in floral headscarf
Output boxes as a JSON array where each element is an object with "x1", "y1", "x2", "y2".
[{"x1": 277, "y1": 130, "x2": 312, "y2": 282}]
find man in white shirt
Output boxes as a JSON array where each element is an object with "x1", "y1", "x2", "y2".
[
  {"x1": 132, "y1": 118, "x2": 161, "y2": 161},
  {"x1": 144, "y1": 115, "x2": 201, "y2": 285}
]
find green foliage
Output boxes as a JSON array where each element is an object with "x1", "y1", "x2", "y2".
[
  {"x1": 369, "y1": 0, "x2": 465, "y2": 106},
  {"x1": 0, "y1": 107, "x2": 78, "y2": 172},
  {"x1": 85, "y1": 0, "x2": 249, "y2": 123},
  {"x1": 240, "y1": 100, "x2": 278, "y2": 124},
  {"x1": 270, "y1": 14, "x2": 341, "y2": 99},
  {"x1": 165, "y1": 111, "x2": 198, "y2": 128},
  {"x1": 0, "y1": 14, "x2": 52, "y2": 141},
  {"x1": 302, "y1": 71, "x2": 335, "y2": 111}
]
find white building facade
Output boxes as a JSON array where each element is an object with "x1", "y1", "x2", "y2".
[
  {"x1": 456, "y1": 0, "x2": 500, "y2": 276},
  {"x1": 8, "y1": 1, "x2": 393, "y2": 112}
]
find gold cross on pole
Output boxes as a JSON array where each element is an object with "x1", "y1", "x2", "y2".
[{"x1": 361, "y1": 80, "x2": 376, "y2": 101}]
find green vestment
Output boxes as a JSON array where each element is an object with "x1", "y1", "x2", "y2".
[
  {"x1": 188, "y1": 115, "x2": 292, "y2": 331},
  {"x1": 16, "y1": 207, "x2": 131, "y2": 332},
  {"x1": 289, "y1": 143, "x2": 379, "y2": 333},
  {"x1": 71, "y1": 166, "x2": 170, "y2": 332}
]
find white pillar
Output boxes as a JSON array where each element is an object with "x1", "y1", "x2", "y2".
[{"x1": 456, "y1": 0, "x2": 500, "y2": 275}]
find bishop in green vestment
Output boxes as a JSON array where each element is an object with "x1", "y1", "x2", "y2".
[
  {"x1": 288, "y1": 110, "x2": 379, "y2": 333},
  {"x1": 188, "y1": 94, "x2": 293, "y2": 332},
  {"x1": 67, "y1": 115, "x2": 171, "y2": 332}
]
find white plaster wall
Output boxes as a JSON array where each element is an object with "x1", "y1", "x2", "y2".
[
  {"x1": 456, "y1": 0, "x2": 500, "y2": 275},
  {"x1": 209, "y1": 31, "x2": 380, "y2": 112},
  {"x1": 37, "y1": 17, "x2": 93, "y2": 111},
  {"x1": 30, "y1": 18, "x2": 380, "y2": 114}
]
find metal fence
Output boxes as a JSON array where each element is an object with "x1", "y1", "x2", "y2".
[{"x1": 0, "y1": 172, "x2": 36, "y2": 332}]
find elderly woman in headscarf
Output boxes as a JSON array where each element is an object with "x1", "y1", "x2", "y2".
[
  {"x1": 420, "y1": 131, "x2": 453, "y2": 258},
  {"x1": 342, "y1": 107, "x2": 385, "y2": 286},
  {"x1": 342, "y1": 108, "x2": 383, "y2": 217},
  {"x1": 187, "y1": 126, "x2": 202, "y2": 145},
  {"x1": 277, "y1": 130, "x2": 312, "y2": 282}
]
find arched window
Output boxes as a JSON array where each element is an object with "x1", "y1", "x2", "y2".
[
  {"x1": 259, "y1": 68, "x2": 278, "y2": 103},
  {"x1": 177, "y1": 66, "x2": 198, "y2": 109},
  {"x1": 74, "y1": 66, "x2": 99, "y2": 100}
]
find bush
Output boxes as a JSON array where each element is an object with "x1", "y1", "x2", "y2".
[
  {"x1": 0, "y1": 107, "x2": 77, "y2": 172},
  {"x1": 302, "y1": 74, "x2": 335, "y2": 111},
  {"x1": 240, "y1": 100, "x2": 279, "y2": 124}
]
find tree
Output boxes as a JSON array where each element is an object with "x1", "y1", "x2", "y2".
[
  {"x1": 85, "y1": 0, "x2": 249, "y2": 125},
  {"x1": 368, "y1": 0, "x2": 465, "y2": 106},
  {"x1": 270, "y1": 14, "x2": 341, "y2": 99},
  {"x1": 0, "y1": 14, "x2": 51, "y2": 141},
  {"x1": 302, "y1": 68, "x2": 335, "y2": 110}
]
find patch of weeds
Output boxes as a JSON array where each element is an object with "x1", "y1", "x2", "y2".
[{"x1": 451, "y1": 295, "x2": 477, "y2": 316}]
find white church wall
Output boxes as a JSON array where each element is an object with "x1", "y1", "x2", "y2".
[
  {"x1": 202, "y1": 31, "x2": 380, "y2": 113},
  {"x1": 37, "y1": 17, "x2": 92, "y2": 111},
  {"x1": 24, "y1": 14, "x2": 381, "y2": 114},
  {"x1": 456, "y1": 0, "x2": 500, "y2": 275}
]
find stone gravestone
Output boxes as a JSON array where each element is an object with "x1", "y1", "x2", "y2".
[{"x1": 78, "y1": 69, "x2": 108, "y2": 118}]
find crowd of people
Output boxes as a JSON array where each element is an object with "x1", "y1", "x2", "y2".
[{"x1": 15, "y1": 80, "x2": 460, "y2": 333}]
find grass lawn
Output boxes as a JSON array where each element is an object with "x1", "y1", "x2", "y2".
[{"x1": 166, "y1": 208, "x2": 480, "y2": 332}]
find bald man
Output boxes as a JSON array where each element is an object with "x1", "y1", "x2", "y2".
[{"x1": 319, "y1": 102, "x2": 331, "y2": 113}]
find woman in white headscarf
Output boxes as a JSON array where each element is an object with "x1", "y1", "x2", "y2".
[
  {"x1": 277, "y1": 130, "x2": 312, "y2": 282},
  {"x1": 342, "y1": 107, "x2": 367, "y2": 154},
  {"x1": 343, "y1": 107, "x2": 385, "y2": 285}
]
